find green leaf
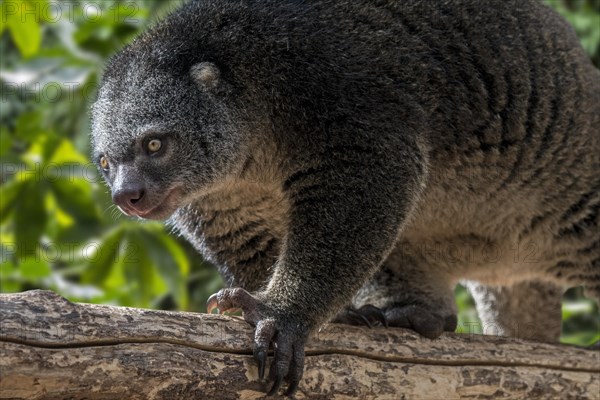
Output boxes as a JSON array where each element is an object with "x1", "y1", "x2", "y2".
[
  {"x1": 89, "y1": 224, "x2": 170, "y2": 307},
  {"x1": 5, "y1": 1, "x2": 42, "y2": 58},
  {"x1": 48, "y1": 139, "x2": 89, "y2": 165},
  {"x1": 82, "y1": 226, "x2": 124, "y2": 284},
  {"x1": 102, "y1": 231, "x2": 133, "y2": 298},
  {"x1": 138, "y1": 228, "x2": 189, "y2": 310},
  {"x1": 14, "y1": 111, "x2": 43, "y2": 142},
  {"x1": 0, "y1": 260, "x2": 21, "y2": 292},
  {"x1": 50, "y1": 177, "x2": 100, "y2": 223},
  {"x1": 0, "y1": 179, "x2": 25, "y2": 224},
  {"x1": 0, "y1": 126, "x2": 13, "y2": 157},
  {"x1": 0, "y1": 1, "x2": 11, "y2": 35},
  {"x1": 19, "y1": 257, "x2": 51, "y2": 279},
  {"x1": 0, "y1": 281, "x2": 20, "y2": 293},
  {"x1": 0, "y1": 261, "x2": 18, "y2": 278},
  {"x1": 125, "y1": 229, "x2": 167, "y2": 308},
  {"x1": 14, "y1": 179, "x2": 47, "y2": 256},
  {"x1": 21, "y1": 131, "x2": 61, "y2": 166}
]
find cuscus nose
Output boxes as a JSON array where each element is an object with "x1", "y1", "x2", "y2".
[
  {"x1": 112, "y1": 185, "x2": 145, "y2": 209},
  {"x1": 111, "y1": 163, "x2": 147, "y2": 212}
]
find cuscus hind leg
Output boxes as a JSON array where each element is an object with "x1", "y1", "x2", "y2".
[
  {"x1": 333, "y1": 251, "x2": 457, "y2": 339},
  {"x1": 464, "y1": 280, "x2": 563, "y2": 342}
]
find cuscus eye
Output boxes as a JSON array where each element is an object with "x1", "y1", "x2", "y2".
[
  {"x1": 147, "y1": 139, "x2": 162, "y2": 153},
  {"x1": 100, "y1": 156, "x2": 109, "y2": 170}
]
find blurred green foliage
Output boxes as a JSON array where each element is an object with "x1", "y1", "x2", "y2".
[
  {"x1": 1, "y1": 0, "x2": 222, "y2": 312},
  {"x1": 0, "y1": 0, "x2": 598, "y2": 345},
  {"x1": 544, "y1": 0, "x2": 600, "y2": 66}
]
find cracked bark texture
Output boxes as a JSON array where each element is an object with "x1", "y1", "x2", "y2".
[{"x1": 0, "y1": 290, "x2": 598, "y2": 399}]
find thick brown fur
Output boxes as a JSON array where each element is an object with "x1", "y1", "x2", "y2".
[{"x1": 92, "y1": 0, "x2": 599, "y2": 394}]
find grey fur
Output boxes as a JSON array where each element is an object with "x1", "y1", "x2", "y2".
[
  {"x1": 464, "y1": 280, "x2": 563, "y2": 342},
  {"x1": 190, "y1": 62, "x2": 220, "y2": 90},
  {"x1": 91, "y1": 0, "x2": 600, "y2": 393}
]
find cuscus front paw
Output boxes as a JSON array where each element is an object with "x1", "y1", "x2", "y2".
[
  {"x1": 207, "y1": 288, "x2": 308, "y2": 397},
  {"x1": 332, "y1": 303, "x2": 457, "y2": 339}
]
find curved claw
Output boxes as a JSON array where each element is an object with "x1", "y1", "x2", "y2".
[
  {"x1": 359, "y1": 304, "x2": 388, "y2": 328},
  {"x1": 347, "y1": 309, "x2": 373, "y2": 328},
  {"x1": 266, "y1": 336, "x2": 305, "y2": 397},
  {"x1": 207, "y1": 288, "x2": 307, "y2": 395},
  {"x1": 285, "y1": 380, "x2": 300, "y2": 397},
  {"x1": 332, "y1": 304, "x2": 388, "y2": 328},
  {"x1": 385, "y1": 304, "x2": 450, "y2": 339},
  {"x1": 207, "y1": 288, "x2": 255, "y2": 316},
  {"x1": 255, "y1": 350, "x2": 266, "y2": 380},
  {"x1": 206, "y1": 293, "x2": 219, "y2": 314},
  {"x1": 268, "y1": 375, "x2": 284, "y2": 396},
  {"x1": 285, "y1": 344, "x2": 305, "y2": 396}
]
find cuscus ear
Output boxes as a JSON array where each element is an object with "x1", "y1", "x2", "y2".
[{"x1": 190, "y1": 61, "x2": 220, "y2": 90}]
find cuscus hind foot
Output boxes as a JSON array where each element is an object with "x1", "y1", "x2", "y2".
[
  {"x1": 207, "y1": 288, "x2": 307, "y2": 397},
  {"x1": 383, "y1": 303, "x2": 457, "y2": 339},
  {"x1": 333, "y1": 303, "x2": 457, "y2": 339},
  {"x1": 332, "y1": 305, "x2": 388, "y2": 328}
]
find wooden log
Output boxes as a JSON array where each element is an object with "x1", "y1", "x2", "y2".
[{"x1": 0, "y1": 290, "x2": 598, "y2": 399}]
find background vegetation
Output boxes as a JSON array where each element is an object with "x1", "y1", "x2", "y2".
[{"x1": 1, "y1": 0, "x2": 598, "y2": 346}]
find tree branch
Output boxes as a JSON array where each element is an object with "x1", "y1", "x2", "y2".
[{"x1": 0, "y1": 290, "x2": 598, "y2": 399}]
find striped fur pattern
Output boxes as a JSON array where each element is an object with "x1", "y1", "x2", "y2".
[
  {"x1": 170, "y1": 160, "x2": 290, "y2": 292},
  {"x1": 91, "y1": 0, "x2": 599, "y2": 352}
]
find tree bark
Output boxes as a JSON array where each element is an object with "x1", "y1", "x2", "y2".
[{"x1": 0, "y1": 290, "x2": 598, "y2": 399}]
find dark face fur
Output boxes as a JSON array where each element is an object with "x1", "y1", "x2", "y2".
[{"x1": 91, "y1": 40, "x2": 240, "y2": 220}]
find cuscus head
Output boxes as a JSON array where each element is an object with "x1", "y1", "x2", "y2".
[{"x1": 90, "y1": 18, "x2": 241, "y2": 220}]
